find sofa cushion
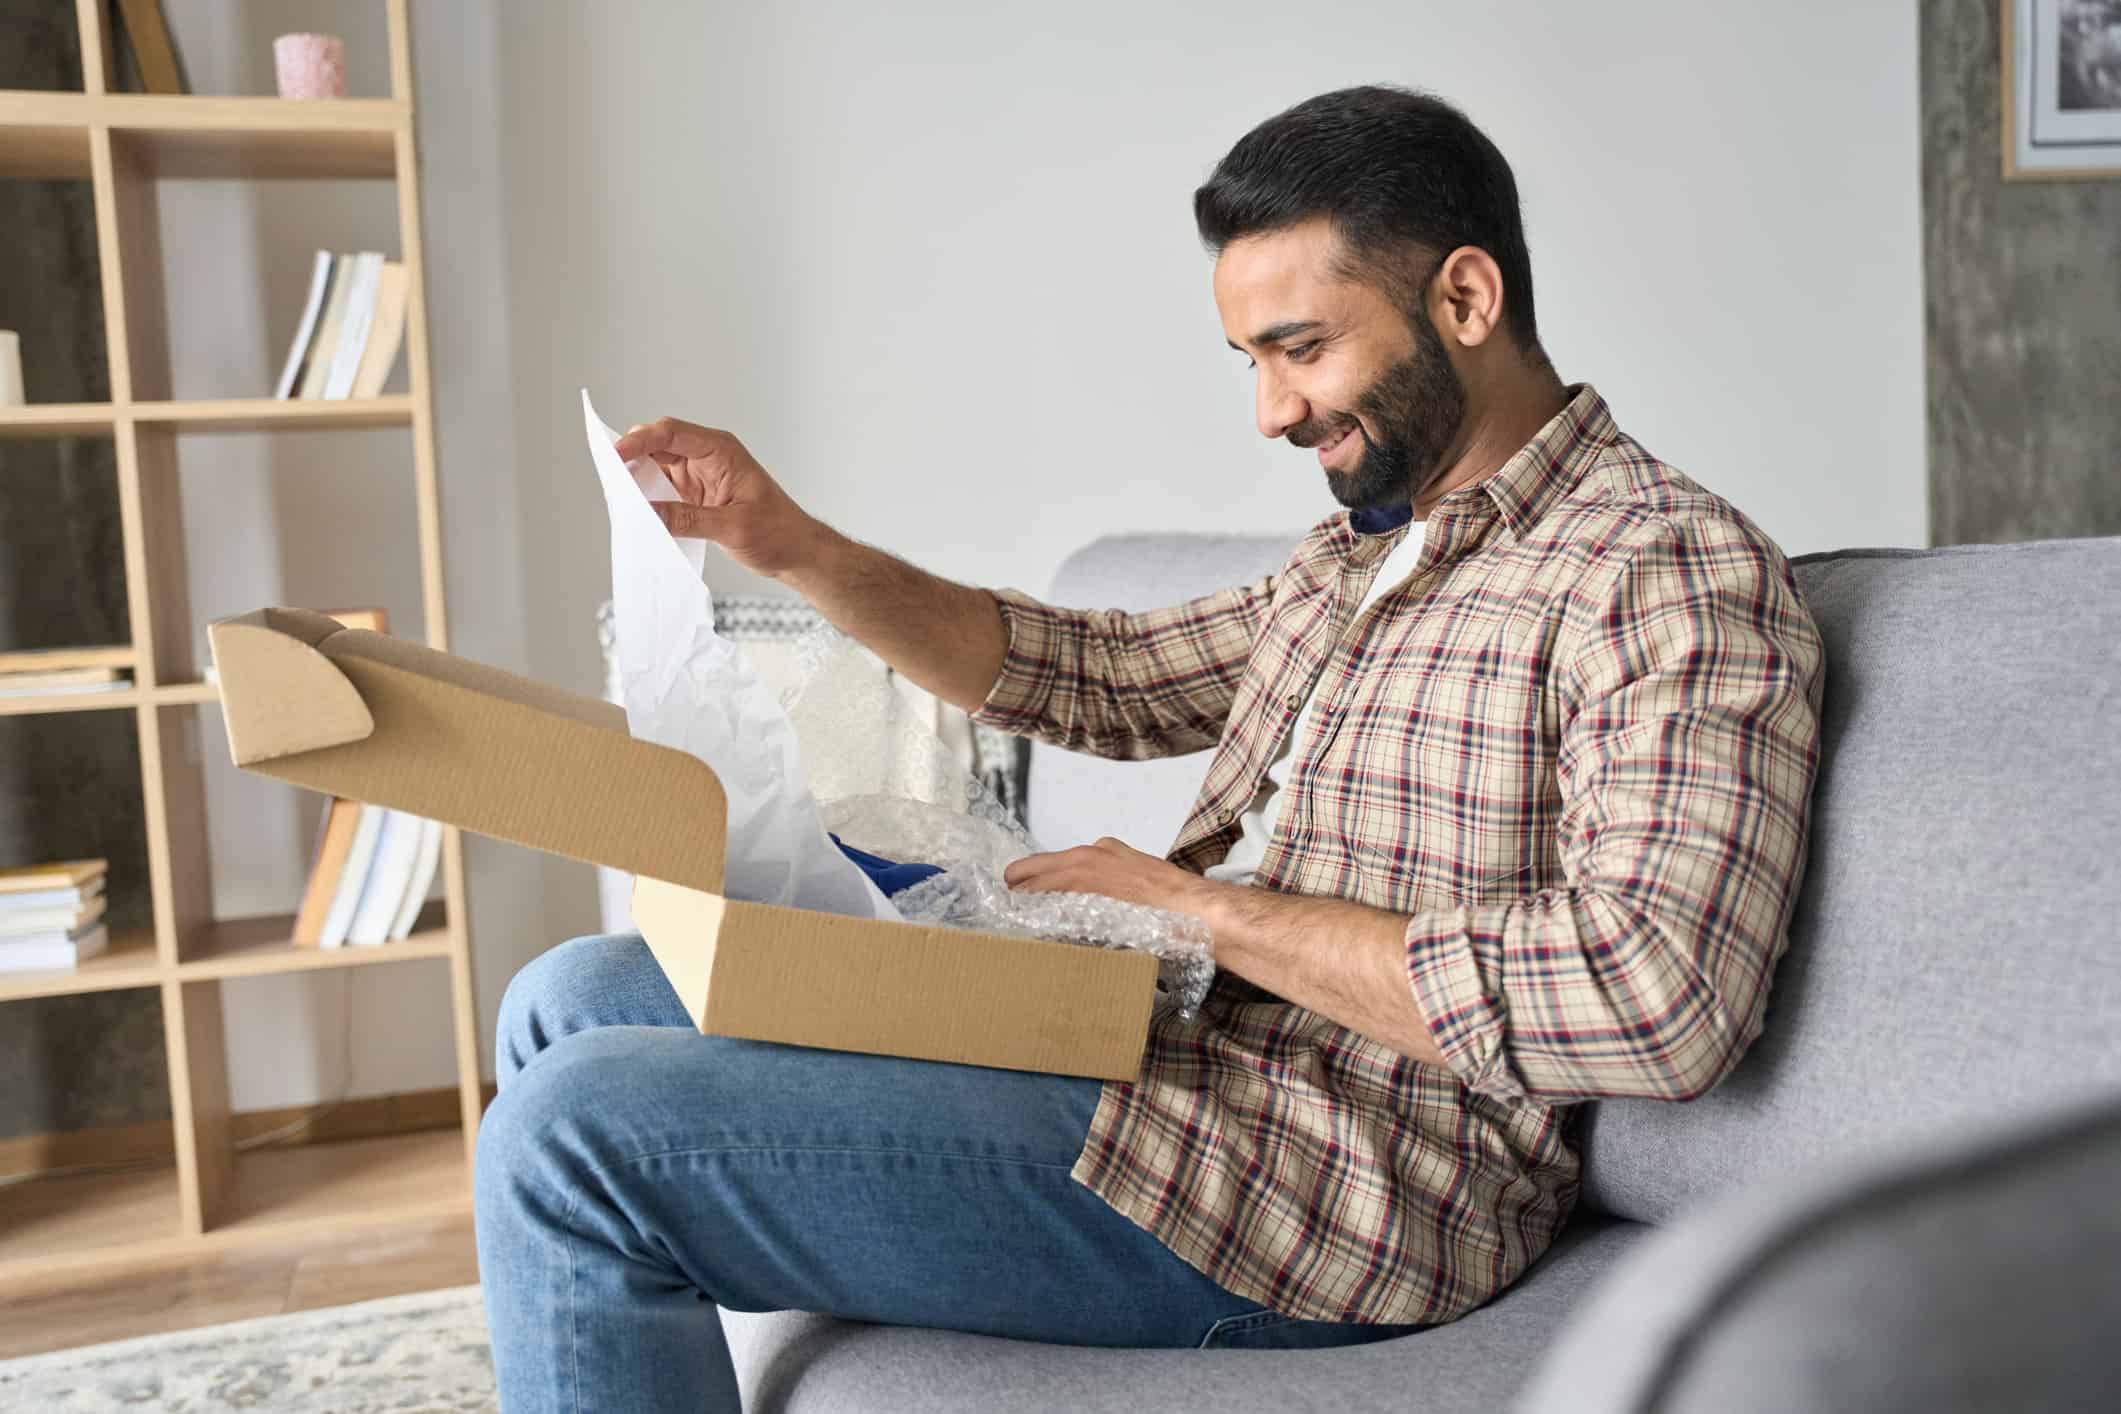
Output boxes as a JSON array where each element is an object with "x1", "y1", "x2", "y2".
[
  {"x1": 1520, "y1": 1096, "x2": 2121, "y2": 1413},
  {"x1": 1026, "y1": 533, "x2": 1298, "y2": 853},
  {"x1": 1583, "y1": 536, "x2": 2121, "y2": 1221},
  {"x1": 723, "y1": 1217, "x2": 1644, "y2": 1414}
]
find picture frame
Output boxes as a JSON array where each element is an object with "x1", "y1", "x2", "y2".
[{"x1": 2004, "y1": 0, "x2": 2121, "y2": 179}]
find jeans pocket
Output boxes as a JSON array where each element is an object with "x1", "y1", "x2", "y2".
[{"x1": 1198, "y1": 1307, "x2": 1431, "y2": 1351}]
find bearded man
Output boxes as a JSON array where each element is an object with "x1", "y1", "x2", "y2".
[{"x1": 475, "y1": 84, "x2": 1827, "y2": 1414}]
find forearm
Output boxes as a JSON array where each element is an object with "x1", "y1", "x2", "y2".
[
  {"x1": 778, "y1": 522, "x2": 1008, "y2": 714},
  {"x1": 1185, "y1": 880, "x2": 1448, "y2": 1070}
]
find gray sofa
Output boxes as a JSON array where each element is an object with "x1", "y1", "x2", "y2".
[{"x1": 723, "y1": 531, "x2": 2121, "y2": 1412}]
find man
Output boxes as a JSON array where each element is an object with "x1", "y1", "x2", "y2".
[{"x1": 476, "y1": 85, "x2": 1826, "y2": 1412}]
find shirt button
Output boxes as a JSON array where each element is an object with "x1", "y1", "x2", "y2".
[{"x1": 1284, "y1": 692, "x2": 1301, "y2": 709}]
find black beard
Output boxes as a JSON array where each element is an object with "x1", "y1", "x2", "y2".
[{"x1": 1301, "y1": 309, "x2": 1467, "y2": 513}]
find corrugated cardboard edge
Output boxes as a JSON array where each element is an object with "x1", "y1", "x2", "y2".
[{"x1": 634, "y1": 876, "x2": 1157, "y2": 1081}]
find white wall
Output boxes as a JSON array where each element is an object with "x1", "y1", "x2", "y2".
[{"x1": 156, "y1": 0, "x2": 1925, "y2": 1109}]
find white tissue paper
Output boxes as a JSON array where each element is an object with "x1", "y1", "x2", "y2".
[{"x1": 584, "y1": 389, "x2": 898, "y2": 921}]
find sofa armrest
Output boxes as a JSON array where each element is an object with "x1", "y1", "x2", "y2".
[{"x1": 1518, "y1": 1096, "x2": 2121, "y2": 1412}]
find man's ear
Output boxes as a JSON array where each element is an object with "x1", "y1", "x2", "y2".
[{"x1": 1432, "y1": 245, "x2": 1506, "y2": 350}]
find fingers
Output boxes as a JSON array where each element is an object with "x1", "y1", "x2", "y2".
[
  {"x1": 1002, "y1": 844, "x2": 1097, "y2": 889},
  {"x1": 652, "y1": 499, "x2": 725, "y2": 540},
  {"x1": 615, "y1": 416, "x2": 724, "y2": 462}
]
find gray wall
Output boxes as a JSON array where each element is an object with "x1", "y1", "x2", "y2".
[{"x1": 1923, "y1": 0, "x2": 2121, "y2": 544}]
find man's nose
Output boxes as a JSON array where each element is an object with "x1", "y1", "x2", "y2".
[{"x1": 1255, "y1": 367, "x2": 1307, "y2": 441}]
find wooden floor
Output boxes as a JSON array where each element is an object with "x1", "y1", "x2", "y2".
[{"x1": 0, "y1": 1211, "x2": 480, "y2": 1361}]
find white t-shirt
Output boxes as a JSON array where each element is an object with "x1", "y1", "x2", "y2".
[{"x1": 1203, "y1": 519, "x2": 1428, "y2": 888}]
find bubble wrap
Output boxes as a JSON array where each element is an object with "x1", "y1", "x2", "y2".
[{"x1": 790, "y1": 628, "x2": 1218, "y2": 1018}]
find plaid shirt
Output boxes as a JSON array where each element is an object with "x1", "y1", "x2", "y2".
[{"x1": 972, "y1": 385, "x2": 1826, "y2": 1324}]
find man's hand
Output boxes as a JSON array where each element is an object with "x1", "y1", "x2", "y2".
[
  {"x1": 1003, "y1": 837, "x2": 1213, "y2": 918},
  {"x1": 1007, "y1": 837, "x2": 1448, "y2": 1066},
  {"x1": 612, "y1": 415, "x2": 825, "y2": 579}
]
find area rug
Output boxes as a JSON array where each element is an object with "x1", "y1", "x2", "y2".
[{"x1": 0, "y1": 1284, "x2": 495, "y2": 1412}]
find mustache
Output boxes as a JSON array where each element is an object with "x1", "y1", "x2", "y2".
[{"x1": 1287, "y1": 418, "x2": 1359, "y2": 451}]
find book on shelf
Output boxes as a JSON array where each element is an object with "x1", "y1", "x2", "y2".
[
  {"x1": 292, "y1": 796, "x2": 364, "y2": 947},
  {"x1": 285, "y1": 608, "x2": 438, "y2": 950},
  {"x1": 351, "y1": 261, "x2": 412, "y2": 399},
  {"x1": 317, "y1": 802, "x2": 386, "y2": 949},
  {"x1": 273, "y1": 251, "x2": 336, "y2": 399},
  {"x1": 347, "y1": 808, "x2": 421, "y2": 945},
  {"x1": 0, "y1": 922, "x2": 110, "y2": 973},
  {"x1": 0, "y1": 646, "x2": 132, "y2": 674},
  {"x1": 0, "y1": 664, "x2": 131, "y2": 698},
  {"x1": 274, "y1": 251, "x2": 409, "y2": 402},
  {"x1": 322, "y1": 252, "x2": 385, "y2": 399},
  {"x1": 297, "y1": 255, "x2": 356, "y2": 399},
  {"x1": 0, "y1": 893, "x2": 107, "y2": 937},
  {"x1": 112, "y1": 0, "x2": 186, "y2": 96},
  {"x1": 0, "y1": 873, "x2": 105, "y2": 914},
  {"x1": 0, "y1": 860, "x2": 112, "y2": 972},
  {"x1": 0, "y1": 859, "x2": 107, "y2": 897}
]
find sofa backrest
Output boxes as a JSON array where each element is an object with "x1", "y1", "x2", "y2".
[
  {"x1": 1027, "y1": 533, "x2": 1298, "y2": 853},
  {"x1": 1033, "y1": 531, "x2": 2121, "y2": 1228},
  {"x1": 1582, "y1": 535, "x2": 2121, "y2": 1220}
]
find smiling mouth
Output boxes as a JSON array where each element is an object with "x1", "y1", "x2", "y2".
[{"x1": 1317, "y1": 425, "x2": 1357, "y2": 463}]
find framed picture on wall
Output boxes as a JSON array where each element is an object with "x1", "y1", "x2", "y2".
[{"x1": 2005, "y1": 0, "x2": 2121, "y2": 178}]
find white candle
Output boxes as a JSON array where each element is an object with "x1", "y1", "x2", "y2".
[{"x1": 0, "y1": 331, "x2": 23, "y2": 407}]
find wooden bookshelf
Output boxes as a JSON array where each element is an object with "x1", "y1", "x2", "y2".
[{"x1": 0, "y1": 1, "x2": 481, "y2": 1279}]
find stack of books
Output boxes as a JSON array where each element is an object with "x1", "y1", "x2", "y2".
[
  {"x1": 0, "y1": 647, "x2": 133, "y2": 699},
  {"x1": 0, "y1": 860, "x2": 111, "y2": 972},
  {"x1": 294, "y1": 802, "x2": 444, "y2": 948},
  {"x1": 273, "y1": 250, "x2": 411, "y2": 400}
]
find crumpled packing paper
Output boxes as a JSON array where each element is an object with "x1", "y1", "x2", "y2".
[{"x1": 583, "y1": 389, "x2": 897, "y2": 921}]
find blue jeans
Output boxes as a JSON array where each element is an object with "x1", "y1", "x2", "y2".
[{"x1": 475, "y1": 933, "x2": 1427, "y2": 1413}]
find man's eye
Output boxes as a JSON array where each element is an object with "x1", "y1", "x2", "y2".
[{"x1": 1285, "y1": 341, "x2": 1320, "y2": 362}]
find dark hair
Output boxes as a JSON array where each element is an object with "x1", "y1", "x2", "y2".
[{"x1": 1195, "y1": 85, "x2": 1544, "y2": 355}]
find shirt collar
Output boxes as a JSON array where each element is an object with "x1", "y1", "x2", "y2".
[
  {"x1": 1456, "y1": 383, "x2": 1615, "y2": 541},
  {"x1": 1344, "y1": 383, "x2": 1615, "y2": 544}
]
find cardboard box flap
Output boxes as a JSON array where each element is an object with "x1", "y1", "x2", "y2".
[
  {"x1": 208, "y1": 608, "x2": 729, "y2": 894},
  {"x1": 209, "y1": 608, "x2": 376, "y2": 764}
]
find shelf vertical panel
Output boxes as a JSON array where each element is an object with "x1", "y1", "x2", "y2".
[
  {"x1": 391, "y1": 0, "x2": 483, "y2": 1158},
  {"x1": 127, "y1": 424, "x2": 197, "y2": 686},
  {"x1": 163, "y1": 976, "x2": 234, "y2": 1234},
  {"x1": 73, "y1": 0, "x2": 110, "y2": 96},
  {"x1": 105, "y1": 132, "x2": 175, "y2": 406}
]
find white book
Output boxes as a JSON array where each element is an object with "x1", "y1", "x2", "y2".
[
  {"x1": 347, "y1": 808, "x2": 420, "y2": 946},
  {"x1": 387, "y1": 816, "x2": 444, "y2": 941},
  {"x1": 297, "y1": 255, "x2": 356, "y2": 399},
  {"x1": 322, "y1": 251, "x2": 386, "y2": 400},
  {"x1": 0, "y1": 894, "x2": 106, "y2": 937},
  {"x1": 349, "y1": 261, "x2": 410, "y2": 399},
  {"x1": 274, "y1": 251, "x2": 336, "y2": 399},
  {"x1": 0, "y1": 922, "x2": 109, "y2": 972},
  {"x1": 0, "y1": 679, "x2": 131, "y2": 699},
  {"x1": 318, "y1": 803, "x2": 386, "y2": 949},
  {"x1": 0, "y1": 878, "x2": 105, "y2": 914}
]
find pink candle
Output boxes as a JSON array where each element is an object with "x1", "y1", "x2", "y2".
[{"x1": 273, "y1": 33, "x2": 346, "y2": 99}]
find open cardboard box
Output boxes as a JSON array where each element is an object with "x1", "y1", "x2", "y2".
[{"x1": 207, "y1": 607, "x2": 1159, "y2": 1080}]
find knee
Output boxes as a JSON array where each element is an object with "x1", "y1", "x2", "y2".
[
  {"x1": 475, "y1": 1025, "x2": 688, "y2": 1233},
  {"x1": 494, "y1": 932, "x2": 657, "y2": 1084}
]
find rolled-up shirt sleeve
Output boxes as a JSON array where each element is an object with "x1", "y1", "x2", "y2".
[
  {"x1": 1403, "y1": 514, "x2": 1827, "y2": 1104},
  {"x1": 971, "y1": 575, "x2": 1275, "y2": 762}
]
